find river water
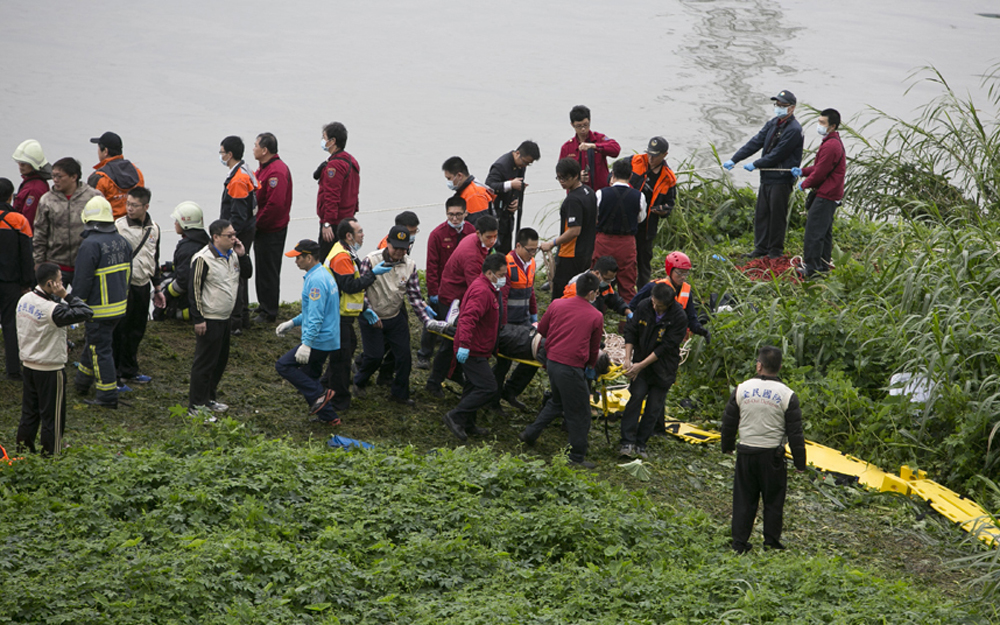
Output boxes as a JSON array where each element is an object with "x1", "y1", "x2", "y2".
[{"x1": 1, "y1": 0, "x2": 995, "y2": 303}]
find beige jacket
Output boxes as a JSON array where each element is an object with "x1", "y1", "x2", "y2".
[
  {"x1": 32, "y1": 183, "x2": 102, "y2": 268},
  {"x1": 115, "y1": 214, "x2": 160, "y2": 286}
]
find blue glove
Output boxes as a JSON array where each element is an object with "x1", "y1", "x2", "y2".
[
  {"x1": 371, "y1": 261, "x2": 391, "y2": 276},
  {"x1": 743, "y1": 163, "x2": 756, "y2": 172},
  {"x1": 797, "y1": 179, "x2": 805, "y2": 191},
  {"x1": 790, "y1": 167, "x2": 802, "y2": 177},
  {"x1": 626, "y1": 311, "x2": 633, "y2": 320},
  {"x1": 456, "y1": 347, "x2": 470, "y2": 363},
  {"x1": 723, "y1": 160, "x2": 735, "y2": 171},
  {"x1": 362, "y1": 309, "x2": 379, "y2": 325},
  {"x1": 530, "y1": 313, "x2": 538, "y2": 324},
  {"x1": 424, "y1": 305, "x2": 438, "y2": 319},
  {"x1": 585, "y1": 366, "x2": 596, "y2": 380},
  {"x1": 429, "y1": 295, "x2": 439, "y2": 305}
]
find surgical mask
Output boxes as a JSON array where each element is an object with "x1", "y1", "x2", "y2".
[
  {"x1": 349, "y1": 241, "x2": 362, "y2": 252},
  {"x1": 320, "y1": 139, "x2": 329, "y2": 152},
  {"x1": 446, "y1": 180, "x2": 457, "y2": 191},
  {"x1": 774, "y1": 106, "x2": 789, "y2": 118},
  {"x1": 816, "y1": 124, "x2": 829, "y2": 136},
  {"x1": 219, "y1": 154, "x2": 227, "y2": 166},
  {"x1": 409, "y1": 235, "x2": 416, "y2": 243},
  {"x1": 495, "y1": 276, "x2": 507, "y2": 289},
  {"x1": 449, "y1": 220, "x2": 465, "y2": 231}
]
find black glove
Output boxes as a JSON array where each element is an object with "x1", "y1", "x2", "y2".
[{"x1": 700, "y1": 328, "x2": 711, "y2": 345}]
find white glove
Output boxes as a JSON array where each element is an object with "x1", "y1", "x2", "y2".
[
  {"x1": 295, "y1": 344, "x2": 311, "y2": 364},
  {"x1": 276, "y1": 320, "x2": 295, "y2": 336}
]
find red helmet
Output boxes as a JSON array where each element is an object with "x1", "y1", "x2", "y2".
[{"x1": 664, "y1": 251, "x2": 692, "y2": 276}]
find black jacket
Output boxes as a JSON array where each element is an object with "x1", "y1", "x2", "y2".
[
  {"x1": 731, "y1": 116, "x2": 804, "y2": 185},
  {"x1": 172, "y1": 229, "x2": 211, "y2": 295},
  {"x1": 0, "y1": 204, "x2": 34, "y2": 286},
  {"x1": 622, "y1": 298, "x2": 688, "y2": 385},
  {"x1": 484, "y1": 151, "x2": 525, "y2": 216}
]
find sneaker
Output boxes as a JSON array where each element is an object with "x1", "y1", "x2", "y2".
[
  {"x1": 207, "y1": 400, "x2": 229, "y2": 413},
  {"x1": 569, "y1": 460, "x2": 597, "y2": 470},
  {"x1": 618, "y1": 443, "x2": 635, "y2": 458},
  {"x1": 310, "y1": 389, "x2": 336, "y2": 415},
  {"x1": 442, "y1": 411, "x2": 468, "y2": 442},
  {"x1": 252, "y1": 313, "x2": 276, "y2": 324},
  {"x1": 231, "y1": 328, "x2": 243, "y2": 337},
  {"x1": 117, "y1": 384, "x2": 133, "y2": 393},
  {"x1": 415, "y1": 357, "x2": 431, "y2": 370},
  {"x1": 635, "y1": 445, "x2": 649, "y2": 459},
  {"x1": 126, "y1": 374, "x2": 152, "y2": 384},
  {"x1": 352, "y1": 384, "x2": 367, "y2": 399}
]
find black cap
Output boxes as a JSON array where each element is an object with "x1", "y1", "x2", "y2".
[
  {"x1": 646, "y1": 136, "x2": 669, "y2": 156},
  {"x1": 770, "y1": 90, "x2": 796, "y2": 106},
  {"x1": 90, "y1": 131, "x2": 123, "y2": 151},
  {"x1": 387, "y1": 225, "x2": 411, "y2": 249},
  {"x1": 284, "y1": 239, "x2": 321, "y2": 257}
]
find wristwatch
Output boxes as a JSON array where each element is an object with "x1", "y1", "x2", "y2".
[{"x1": 323, "y1": 222, "x2": 331, "y2": 229}]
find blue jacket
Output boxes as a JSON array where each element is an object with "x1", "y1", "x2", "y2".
[
  {"x1": 72, "y1": 227, "x2": 132, "y2": 320},
  {"x1": 731, "y1": 116, "x2": 803, "y2": 185},
  {"x1": 294, "y1": 263, "x2": 340, "y2": 351}
]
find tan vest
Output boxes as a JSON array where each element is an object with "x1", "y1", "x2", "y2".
[
  {"x1": 115, "y1": 215, "x2": 160, "y2": 286},
  {"x1": 190, "y1": 245, "x2": 241, "y2": 321},
  {"x1": 364, "y1": 249, "x2": 415, "y2": 320}
]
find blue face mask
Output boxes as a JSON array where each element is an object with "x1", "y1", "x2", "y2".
[
  {"x1": 816, "y1": 123, "x2": 829, "y2": 136},
  {"x1": 320, "y1": 139, "x2": 329, "y2": 152},
  {"x1": 495, "y1": 276, "x2": 507, "y2": 289},
  {"x1": 774, "y1": 106, "x2": 789, "y2": 118},
  {"x1": 446, "y1": 180, "x2": 457, "y2": 191},
  {"x1": 219, "y1": 154, "x2": 228, "y2": 166}
]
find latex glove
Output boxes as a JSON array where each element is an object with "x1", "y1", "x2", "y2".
[
  {"x1": 723, "y1": 160, "x2": 735, "y2": 171},
  {"x1": 295, "y1": 344, "x2": 311, "y2": 364},
  {"x1": 371, "y1": 261, "x2": 391, "y2": 276},
  {"x1": 701, "y1": 328, "x2": 712, "y2": 345},
  {"x1": 790, "y1": 167, "x2": 802, "y2": 177},
  {"x1": 585, "y1": 366, "x2": 597, "y2": 380},
  {"x1": 626, "y1": 311, "x2": 633, "y2": 320},
  {"x1": 429, "y1": 295, "x2": 439, "y2": 305},
  {"x1": 797, "y1": 180, "x2": 805, "y2": 191},
  {"x1": 276, "y1": 320, "x2": 295, "y2": 336},
  {"x1": 424, "y1": 305, "x2": 438, "y2": 319},
  {"x1": 456, "y1": 347, "x2": 470, "y2": 363},
  {"x1": 362, "y1": 309, "x2": 379, "y2": 325},
  {"x1": 743, "y1": 163, "x2": 756, "y2": 172},
  {"x1": 530, "y1": 313, "x2": 538, "y2": 324}
]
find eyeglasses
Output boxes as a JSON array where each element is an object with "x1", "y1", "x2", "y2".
[
  {"x1": 125, "y1": 202, "x2": 147, "y2": 209},
  {"x1": 220, "y1": 232, "x2": 237, "y2": 239},
  {"x1": 524, "y1": 247, "x2": 539, "y2": 255},
  {"x1": 555, "y1": 175, "x2": 568, "y2": 182},
  {"x1": 446, "y1": 212, "x2": 466, "y2": 218}
]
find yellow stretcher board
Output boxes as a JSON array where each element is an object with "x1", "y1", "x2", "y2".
[{"x1": 428, "y1": 330, "x2": 542, "y2": 367}]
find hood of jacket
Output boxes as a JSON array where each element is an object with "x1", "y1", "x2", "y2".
[{"x1": 94, "y1": 155, "x2": 141, "y2": 189}]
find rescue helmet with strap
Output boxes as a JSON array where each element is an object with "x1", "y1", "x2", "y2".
[{"x1": 664, "y1": 251, "x2": 692, "y2": 277}]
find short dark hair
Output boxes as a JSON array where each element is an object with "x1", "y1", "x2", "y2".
[
  {"x1": 337, "y1": 218, "x2": 359, "y2": 242},
  {"x1": 556, "y1": 157, "x2": 581, "y2": 180},
  {"x1": 209, "y1": 219, "x2": 232, "y2": 238},
  {"x1": 517, "y1": 140, "x2": 540, "y2": 161},
  {"x1": 442, "y1": 156, "x2": 469, "y2": 176},
  {"x1": 758, "y1": 345, "x2": 783, "y2": 374},
  {"x1": 821, "y1": 108, "x2": 841, "y2": 131},
  {"x1": 593, "y1": 255, "x2": 618, "y2": 274},
  {"x1": 611, "y1": 158, "x2": 633, "y2": 181},
  {"x1": 221, "y1": 136, "x2": 244, "y2": 161},
  {"x1": 323, "y1": 122, "x2": 348, "y2": 149},
  {"x1": 482, "y1": 253, "x2": 507, "y2": 275},
  {"x1": 52, "y1": 157, "x2": 82, "y2": 182},
  {"x1": 516, "y1": 227, "x2": 539, "y2": 247},
  {"x1": 475, "y1": 215, "x2": 498, "y2": 234},
  {"x1": 104, "y1": 144, "x2": 122, "y2": 158},
  {"x1": 36, "y1": 262, "x2": 61, "y2": 286},
  {"x1": 395, "y1": 211, "x2": 420, "y2": 228},
  {"x1": 651, "y1": 281, "x2": 676, "y2": 304},
  {"x1": 576, "y1": 272, "x2": 601, "y2": 297},
  {"x1": 445, "y1": 196, "x2": 467, "y2": 211},
  {"x1": 569, "y1": 105, "x2": 591, "y2": 123},
  {"x1": 0, "y1": 178, "x2": 13, "y2": 204},
  {"x1": 127, "y1": 185, "x2": 151, "y2": 205},
  {"x1": 256, "y1": 132, "x2": 278, "y2": 154}
]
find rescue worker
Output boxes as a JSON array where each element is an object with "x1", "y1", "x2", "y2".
[
  {"x1": 252, "y1": 132, "x2": 293, "y2": 323},
  {"x1": 11, "y1": 139, "x2": 51, "y2": 227},
  {"x1": 723, "y1": 90, "x2": 804, "y2": 259},
  {"x1": 484, "y1": 140, "x2": 540, "y2": 254},
  {"x1": 112, "y1": 186, "x2": 163, "y2": 384},
  {"x1": 0, "y1": 178, "x2": 34, "y2": 380},
  {"x1": 722, "y1": 346, "x2": 806, "y2": 554},
  {"x1": 629, "y1": 136, "x2": 677, "y2": 289},
  {"x1": 73, "y1": 196, "x2": 132, "y2": 409},
  {"x1": 492, "y1": 228, "x2": 540, "y2": 413},
  {"x1": 16, "y1": 262, "x2": 93, "y2": 455},
  {"x1": 88, "y1": 131, "x2": 145, "y2": 220},
  {"x1": 559, "y1": 105, "x2": 621, "y2": 190},
  {"x1": 219, "y1": 135, "x2": 259, "y2": 334},
  {"x1": 442, "y1": 253, "x2": 509, "y2": 442},
  {"x1": 594, "y1": 158, "x2": 646, "y2": 301},
  {"x1": 540, "y1": 158, "x2": 598, "y2": 299},
  {"x1": 275, "y1": 240, "x2": 342, "y2": 425},
  {"x1": 562, "y1": 255, "x2": 632, "y2": 320},
  {"x1": 377, "y1": 211, "x2": 420, "y2": 252},
  {"x1": 317, "y1": 121, "x2": 360, "y2": 261},
  {"x1": 155, "y1": 202, "x2": 209, "y2": 322},
  {"x1": 619, "y1": 281, "x2": 688, "y2": 459},
  {"x1": 630, "y1": 251, "x2": 711, "y2": 344},
  {"x1": 32, "y1": 157, "x2": 102, "y2": 285},
  {"x1": 442, "y1": 156, "x2": 495, "y2": 225}
]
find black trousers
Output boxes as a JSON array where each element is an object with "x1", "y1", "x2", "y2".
[
  {"x1": 323, "y1": 315, "x2": 358, "y2": 411},
  {"x1": 232, "y1": 227, "x2": 255, "y2": 328},
  {"x1": 732, "y1": 446, "x2": 788, "y2": 552},
  {"x1": 17, "y1": 367, "x2": 66, "y2": 455},
  {"x1": 451, "y1": 355, "x2": 497, "y2": 430},
  {"x1": 417, "y1": 300, "x2": 446, "y2": 360},
  {"x1": 619, "y1": 369, "x2": 671, "y2": 446},
  {"x1": 752, "y1": 183, "x2": 793, "y2": 258},
  {"x1": 521, "y1": 361, "x2": 591, "y2": 462},
  {"x1": 75, "y1": 319, "x2": 119, "y2": 402},
  {"x1": 0, "y1": 281, "x2": 22, "y2": 378},
  {"x1": 318, "y1": 224, "x2": 339, "y2": 267},
  {"x1": 495, "y1": 209, "x2": 515, "y2": 255},
  {"x1": 552, "y1": 256, "x2": 587, "y2": 302},
  {"x1": 112, "y1": 282, "x2": 151, "y2": 379},
  {"x1": 253, "y1": 227, "x2": 286, "y2": 319},
  {"x1": 427, "y1": 298, "x2": 462, "y2": 389},
  {"x1": 275, "y1": 344, "x2": 336, "y2": 421},
  {"x1": 635, "y1": 226, "x2": 655, "y2": 290},
  {"x1": 189, "y1": 318, "x2": 231, "y2": 408},
  {"x1": 802, "y1": 197, "x2": 838, "y2": 275},
  {"x1": 355, "y1": 311, "x2": 412, "y2": 401},
  {"x1": 492, "y1": 356, "x2": 537, "y2": 404}
]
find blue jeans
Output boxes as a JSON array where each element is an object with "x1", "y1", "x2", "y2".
[{"x1": 275, "y1": 345, "x2": 336, "y2": 421}]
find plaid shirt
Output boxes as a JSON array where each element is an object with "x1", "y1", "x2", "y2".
[{"x1": 359, "y1": 256, "x2": 430, "y2": 323}]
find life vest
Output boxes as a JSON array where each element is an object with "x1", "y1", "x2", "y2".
[
  {"x1": 629, "y1": 155, "x2": 677, "y2": 207},
  {"x1": 562, "y1": 273, "x2": 615, "y2": 300},
  {"x1": 505, "y1": 251, "x2": 535, "y2": 325},
  {"x1": 655, "y1": 278, "x2": 691, "y2": 308},
  {"x1": 325, "y1": 241, "x2": 365, "y2": 317}
]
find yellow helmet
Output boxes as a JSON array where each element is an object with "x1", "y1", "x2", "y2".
[
  {"x1": 81, "y1": 196, "x2": 115, "y2": 224},
  {"x1": 170, "y1": 201, "x2": 205, "y2": 231},
  {"x1": 12, "y1": 139, "x2": 48, "y2": 170}
]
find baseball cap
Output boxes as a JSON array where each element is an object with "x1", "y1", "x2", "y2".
[
  {"x1": 770, "y1": 90, "x2": 796, "y2": 106},
  {"x1": 387, "y1": 225, "x2": 411, "y2": 249},
  {"x1": 646, "y1": 136, "x2": 669, "y2": 156},
  {"x1": 90, "y1": 131, "x2": 123, "y2": 151},
  {"x1": 285, "y1": 239, "x2": 321, "y2": 257}
]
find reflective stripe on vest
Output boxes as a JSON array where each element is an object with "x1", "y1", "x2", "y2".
[
  {"x1": 326, "y1": 241, "x2": 365, "y2": 316},
  {"x1": 506, "y1": 252, "x2": 536, "y2": 288},
  {"x1": 655, "y1": 278, "x2": 691, "y2": 308}
]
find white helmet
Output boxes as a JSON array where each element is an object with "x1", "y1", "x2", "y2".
[
  {"x1": 12, "y1": 139, "x2": 48, "y2": 171},
  {"x1": 81, "y1": 196, "x2": 115, "y2": 224},
  {"x1": 171, "y1": 201, "x2": 205, "y2": 231}
]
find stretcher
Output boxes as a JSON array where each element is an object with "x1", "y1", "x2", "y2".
[{"x1": 428, "y1": 329, "x2": 542, "y2": 367}]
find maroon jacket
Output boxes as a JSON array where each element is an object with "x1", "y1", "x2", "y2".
[
  {"x1": 254, "y1": 155, "x2": 293, "y2": 233},
  {"x1": 559, "y1": 130, "x2": 621, "y2": 190},
  {"x1": 426, "y1": 220, "x2": 476, "y2": 297},
  {"x1": 317, "y1": 150, "x2": 360, "y2": 225},
  {"x1": 438, "y1": 232, "x2": 493, "y2": 304},
  {"x1": 454, "y1": 274, "x2": 505, "y2": 357},
  {"x1": 538, "y1": 295, "x2": 603, "y2": 369},
  {"x1": 14, "y1": 174, "x2": 50, "y2": 227},
  {"x1": 801, "y1": 131, "x2": 846, "y2": 201}
]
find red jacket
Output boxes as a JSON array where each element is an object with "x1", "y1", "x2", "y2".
[
  {"x1": 14, "y1": 174, "x2": 49, "y2": 227},
  {"x1": 801, "y1": 131, "x2": 846, "y2": 202},
  {"x1": 454, "y1": 274, "x2": 505, "y2": 357},
  {"x1": 559, "y1": 130, "x2": 621, "y2": 190},
  {"x1": 317, "y1": 150, "x2": 360, "y2": 224},
  {"x1": 438, "y1": 232, "x2": 493, "y2": 303},
  {"x1": 254, "y1": 155, "x2": 293, "y2": 233},
  {"x1": 426, "y1": 220, "x2": 476, "y2": 296},
  {"x1": 538, "y1": 295, "x2": 604, "y2": 369}
]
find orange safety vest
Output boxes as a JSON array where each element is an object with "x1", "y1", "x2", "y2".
[
  {"x1": 629, "y1": 154, "x2": 677, "y2": 207},
  {"x1": 562, "y1": 275, "x2": 615, "y2": 300},
  {"x1": 461, "y1": 180, "x2": 496, "y2": 214},
  {"x1": 655, "y1": 278, "x2": 691, "y2": 308},
  {"x1": 506, "y1": 252, "x2": 536, "y2": 288}
]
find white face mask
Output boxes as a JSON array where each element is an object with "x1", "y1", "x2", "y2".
[
  {"x1": 494, "y1": 276, "x2": 507, "y2": 289},
  {"x1": 449, "y1": 220, "x2": 465, "y2": 231},
  {"x1": 446, "y1": 180, "x2": 457, "y2": 191},
  {"x1": 349, "y1": 240, "x2": 362, "y2": 252},
  {"x1": 320, "y1": 139, "x2": 329, "y2": 152},
  {"x1": 219, "y1": 154, "x2": 228, "y2": 166},
  {"x1": 816, "y1": 124, "x2": 829, "y2": 136},
  {"x1": 774, "y1": 106, "x2": 789, "y2": 118}
]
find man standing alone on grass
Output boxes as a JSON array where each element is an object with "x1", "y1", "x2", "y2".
[
  {"x1": 251, "y1": 132, "x2": 293, "y2": 323},
  {"x1": 721, "y1": 345, "x2": 806, "y2": 554}
]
